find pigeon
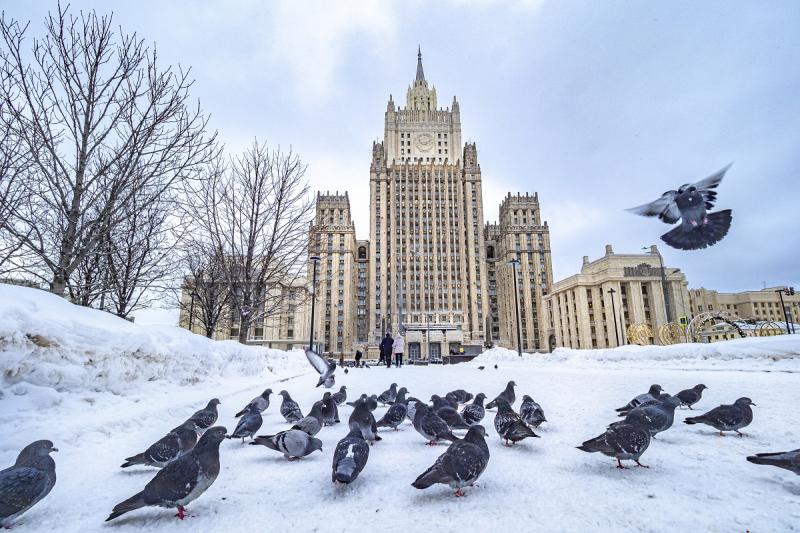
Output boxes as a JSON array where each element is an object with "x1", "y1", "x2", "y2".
[
  {"x1": 305, "y1": 348, "x2": 337, "y2": 388},
  {"x1": 626, "y1": 164, "x2": 733, "y2": 250},
  {"x1": 332, "y1": 428, "x2": 371, "y2": 484},
  {"x1": 331, "y1": 386, "x2": 348, "y2": 406},
  {"x1": 478, "y1": 366, "x2": 485, "y2": 370},
  {"x1": 278, "y1": 390, "x2": 303, "y2": 423},
  {"x1": 446, "y1": 389, "x2": 474, "y2": 405},
  {"x1": 0, "y1": 440, "x2": 57, "y2": 528},
  {"x1": 235, "y1": 389, "x2": 272, "y2": 417},
  {"x1": 251, "y1": 429, "x2": 323, "y2": 460},
  {"x1": 519, "y1": 395, "x2": 547, "y2": 429},
  {"x1": 366, "y1": 395, "x2": 379, "y2": 412},
  {"x1": 461, "y1": 393, "x2": 487, "y2": 425},
  {"x1": 186, "y1": 399, "x2": 220, "y2": 432},
  {"x1": 292, "y1": 401, "x2": 324, "y2": 436},
  {"x1": 227, "y1": 405, "x2": 263, "y2": 443},
  {"x1": 376, "y1": 388, "x2": 409, "y2": 430},
  {"x1": 493, "y1": 398, "x2": 539, "y2": 445},
  {"x1": 747, "y1": 449, "x2": 800, "y2": 475},
  {"x1": 406, "y1": 397, "x2": 421, "y2": 423},
  {"x1": 434, "y1": 403, "x2": 472, "y2": 431},
  {"x1": 347, "y1": 394, "x2": 368, "y2": 408},
  {"x1": 348, "y1": 397, "x2": 382, "y2": 444},
  {"x1": 107, "y1": 426, "x2": 226, "y2": 521},
  {"x1": 377, "y1": 383, "x2": 398, "y2": 405},
  {"x1": 412, "y1": 425, "x2": 490, "y2": 497},
  {"x1": 344, "y1": 368, "x2": 349, "y2": 374},
  {"x1": 616, "y1": 392, "x2": 672, "y2": 417},
  {"x1": 486, "y1": 381, "x2": 517, "y2": 409},
  {"x1": 684, "y1": 397, "x2": 756, "y2": 436},
  {"x1": 432, "y1": 394, "x2": 459, "y2": 410},
  {"x1": 494, "y1": 364, "x2": 498, "y2": 369},
  {"x1": 615, "y1": 385, "x2": 663, "y2": 413},
  {"x1": 122, "y1": 421, "x2": 199, "y2": 468},
  {"x1": 611, "y1": 396, "x2": 681, "y2": 438},
  {"x1": 675, "y1": 384, "x2": 708, "y2": 410},
  {"x1": 321, "y1": 393, "x2": 340, "y2": 426},
  {"x1": 413, "y1": 402, "x2": 458, "y2": 445},
  {"x1": 577, "y1": 420, "x2": 651, "y2": 469}
]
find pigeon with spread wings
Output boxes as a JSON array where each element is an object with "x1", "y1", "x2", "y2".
[
  {"x1": 305, "y1": 348, "x2": 336, "y2": 388},
  {"x1": 627, "y1": 164, "x2": 733, "y2": 250}
]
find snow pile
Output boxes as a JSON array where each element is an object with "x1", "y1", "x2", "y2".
[{"x1": 0, "y1": 284, "x2": 308, "y2": 393}]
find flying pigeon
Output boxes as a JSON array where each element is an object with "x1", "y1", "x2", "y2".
[
  {"x1": 332, "y1": 428, "x2": 371, "y2": 484},
  {"x1": 446, "y1": 389, "x2": 474, "y2": 405},
  {"x1": 413, "y1": 402, "x2": 458, "y2": 445},
  {"x1": 107, "y1": 427, "x2": 227, "y2": 521},
  {"x1": 626, "y1": 164, "x2": 733, "y2": 250},
  {"x1": 519, "y1": 395, "x2": 547, "y2": 429},
  {"x1": 0, "y1": 440, "x2": 57, "y2": 528},
  {"x1": 486, "y1": 381, "x2": 517, "y2": 409},
  {"x1": 348, "y1": 398, "x2": 382, "y2": 444},
  {"x1": 122, "y1": 421, "x2": 199, "y2": 468},
  {"x1": 305, "y1": 348, "x2": 336, "y2": 388},
  {"x1": 675, "y1": 384, "x2": 708, "y2": 410},
  {"x1": 376, "y1": 388, "x2": 409, "y2": 430},
  {"x1": 227, "y1": 405, "x2": 263, "y2": 443},
  {"x1": 461, "y1": 393, "x2": 487, "y2": 425},
  {"x1": 251, "y1": 429, "x2": 323, "y2": 460},
  {"x1": 377, "y1": 383, "x2": 398, "y2": 405},
  {"x1": 331, "y1": 386, "x2": 348, "y2": 406},
  {"x1": 577, "y1": 421, "x2": 651, "y2": 469},
  {"x1": 235, "y1": 389, "x2": 272, "y2": 417},
  {"x1": 320, "y1": 393, "x2": 340, "y2": 426},
  {"x1": 292, "y1": 401, "x2": 324, "y2": 436},
  {"x1": 610, "y1": 396, "x2": 681, "y2": 438},
  {"x1": 684, "y1": 397, "x2": 756, "y2": 436},
  {"x1": 278, "y1": 391, "x2": 303, "y2": 423},
  {"x1": 493, "y1": 398, "x2": 539, "y2": 445},
  {"x1": 412, "y1": 425, "x2": 490, "y2": 497},
  {"x1": 615, "y1": 385, "x2": 663, "y2": 413},
  {"x1": 186, "y1": 399, "x2": 221, "y2": 433},
  {"x1": 747, "y1": 449, "x2": 800, "y2": 475}
]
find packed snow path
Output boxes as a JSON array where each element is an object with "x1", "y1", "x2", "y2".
[{"x1": 3, "y1": 362, "x2": 799, "y2": 532}]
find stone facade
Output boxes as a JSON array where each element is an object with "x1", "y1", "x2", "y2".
[{"x1": 688, "y1": 287, "x2": 800, "y2": 325}]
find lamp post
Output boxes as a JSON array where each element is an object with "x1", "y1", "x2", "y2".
[
  {"x1": 776, "y1": 286, "x2": 796, "y2": 334},
  {"x1": 509, "y1": 258, "x2": 522, "y2": 356},
  {"x1": 188, "y1": 289, "x2": 197, "y2": 331},
  {"x1": 308, "y1": 256, "x2": 320, "y2": 352},
  {"x1": 608, "y1": 286, "x2": 621, "y2": 346},
  {"x1": 644, "y1": 245, "x2": 672, "y2": 323}
]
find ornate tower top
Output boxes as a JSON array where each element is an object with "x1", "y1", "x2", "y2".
[
  {"x1": 416, "y1": 45, "x2": 425, "y2": 81},
  {"x1": 407, "y1": 47, "x2": 436, "y2": 110}
]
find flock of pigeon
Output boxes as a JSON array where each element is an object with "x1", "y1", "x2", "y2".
[{"x1": 1, "y1": 377, "x2": 798, "y2": 526}]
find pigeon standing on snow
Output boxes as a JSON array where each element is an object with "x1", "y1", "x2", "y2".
[
  {"x1": 107, "y1": 426, "x2": 227, "y2": 521},
  {"x1": 304, "y1": 348, "x2": 337, "y2": 388},
  {"x1": 377, "y1": 383, "x2": 398, "y2": 405},
  {"x1": 684, "y1": 397, "x2": 756, "y2": 436},
  {"x1": 251, "y1": 429, "x2": 323, "y2": 460},
  {"x1": 227, "y1": 405, "x2": 263, "y2": 443},
  {"x1": 235, "y1": 389, "x2": 272, "y2": 417},
  {"x1": 186, "y1": 399, "x2": 221, "y2": 433},
  {"x1": 278, "y1": 391, "x2": 303, "y2": 423},
  {"x1": 493, "y1": 398, "x2": 539, "y2": 445},
  {"x1": 432, "y1": 398, "x2": 472, "y2": 431},
  {"x1": 626, "y1": 164, "x2": 733, "y2": 250},
  {"x1": 331, "y1": 428, "x2": 371, "y2": 484},
  {"x1": 347, "y1": 394, "x2": 368, "y2": 408},
  {"x1": 675, "y1": 384, "x2": 708, "y2": 410},
  {"x1": 348, "y1": 398, "x2": 382, "y2": 444},
  {"x1": 0, "y1": 440, "x2": 57, "y2": 528},
  {"x1": 486, "y1": 381, "x2": 517, "y2": 409},
  {"x1": 611, "y1": 396, "x2": 681, "y2": 438},
  {"x1": 376, "y1": 388, "x2": 409, "y2": 430},
  {"x1": 331, "y1": 386, "x2": 348, "y2": 406},
  {"x1": 446, "y1": 389, "x2": 474, "y2": 405},
  {"x1": 747, "y1": 449, "x2": 800, "y2": 475},
  {"x1": 461, "y1": 393, "x2": 487, "y2": 425},
  {"x1": 321, "y1": 393, "x2": 340, "y2": 426},
  {"x1": 412, "y1": 425, "x2": 490, "y2": 497},
  {"x1": 292, "y1": 401, "x2": 324, "y2": 436},
  {"x1": 615, "y1": 385, "x2": 663, "y2": 414},
  {"x1": 519, "y1": 395, "x2": 547, "y2": 429},
  {"x1": 432, "y1": 394, "x2": 459, "y2": 410},
  {"x1": 122, "y1": 421, "x2": 199, "y2": 468},
  {"x1": 413, "y1": 402, "x2": 458, "y2": 445},
  {"x1": 577, "y1": 421, "x2": 651, "y2": 469}
]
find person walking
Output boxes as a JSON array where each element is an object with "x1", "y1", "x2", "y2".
[
  {"x1": 379, "y1": 332, "x2": 394, "y2": 368},
  {"x1": 354, "y1": 348, "x2": 363, "y2": 368},
  {"x1": 393, "y1": 333, "x2": 405, "y2": 368}
]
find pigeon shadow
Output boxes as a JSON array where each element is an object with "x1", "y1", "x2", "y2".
[
  {"x1": 118, "y1": 467, "x2": 161, "y2": 477},
  {"x1": 573, "y1": 458, "x2": 653, "y2": 478}
]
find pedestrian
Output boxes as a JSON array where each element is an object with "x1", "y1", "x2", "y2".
[
  {"x1": 379, "y1": 332, "x2": 394, "y2": 368},
  {"x1": 355, "y1": 349, "x2": 363, "y2": 368},
  {"x1": 393, "y1": 332, "x2": 404, "y2": 368}
]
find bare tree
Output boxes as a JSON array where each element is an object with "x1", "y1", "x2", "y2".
[
  {"x1": 176, "y1": 238, "x2": 230, "y2": 338},
  {"x1": 0, "y1": 123, "x2": 28, "y2": 274},
  {"x1": 0, "y1": 6, "x2": 215, "y2": 295},
  {"x1": 186, "y1": 141, "x2": 313, "y2": 344}
]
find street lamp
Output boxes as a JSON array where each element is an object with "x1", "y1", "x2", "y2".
[
  {"x1": 608, "y1": 287, "x2": 621, "y2": 346},
  {"x1": 775, "y1": 286, "x2": 796, "y2": 335},
  {"x1": 308, "y1": 256, "x2": 320, "y2": 352},
  {"x1": 188, "y1": 289, "x2": 198, "y2": 331},
  {"x1": 643, "y1": 245, "x2": 672, "y2": 323},
  {"x1": 509, "y1": 258, "x2": 522, "y2": 356}
]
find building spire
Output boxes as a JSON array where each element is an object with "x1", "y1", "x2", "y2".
[{"x1": 416, "y1": 45, "x2": 425, "y2": 81}]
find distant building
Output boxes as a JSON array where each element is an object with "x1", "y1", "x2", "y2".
[{"x1": 688, "y1": 287, "x2": 800, "y2": 325}]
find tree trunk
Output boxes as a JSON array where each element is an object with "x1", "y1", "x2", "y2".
[
  {"x1": 49, "y1": 274, "x2": 68, "y2": 296},
  {"x1": 237, "y1": 315, "x2": 249, "y2": 344}
]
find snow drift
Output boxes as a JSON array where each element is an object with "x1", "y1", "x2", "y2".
[{"x1": 0, "y1": 284, "x2": 308, "y2": 393}]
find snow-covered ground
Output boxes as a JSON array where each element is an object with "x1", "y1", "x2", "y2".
[{"x1": 2, "y1": 285, "x2": 800, "y2": 532}]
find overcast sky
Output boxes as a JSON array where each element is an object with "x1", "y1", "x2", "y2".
[{"x1": 6, "y1": 0, "x2": 800, "y2": 324}]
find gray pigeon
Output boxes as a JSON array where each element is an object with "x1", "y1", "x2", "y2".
[
  {"x1": 412, "y1": 425, "x2": 490, "y2": 497},
  {"x1": 376, "y1": 388, "x2": 409, "y2": 430},
  {"x1": 235, "y1": 389, "x2": 272, "y2": 417},
  {"x1": 377, "y1": 383, "x2": 398, "y2": 405},
  {"x1": 122, "y1": 421, "x2": 199, "y2": 468},
  {"x1": 348, "y1": 398, "x2": 382, "y2": 444},
  {"x1": 626, "y1": 164, "x2": 733, "y2": 251},
  {"x1": 292, "y1": 401, "x2": 324, "y2": 436},
  {"x1": 332, "y1": 428, "x2": 371, "y2": 484},
  {"x1": 278, "y1": 390, "x2": 303, "y2": 423},
  {"x1": 366, "y1": 395, "x2": 379, "y2": 412},
  {"x1": 413, "y1": 402, "x2": 458, "y2": 445},
  {"x1": 577, "y1": 420, "x2": 651, "y2": 469},
  {"x1": 0, "y1": 440, "x2": 57, "y2": 528},
  {"x1": 615, "y1": 385, "x2": 663, "y2": 413},
  {"x1": 107, "y1": 426, "x2": 226, "y2": 521},
  {"x1": 684, "y1": 397, "x2": 756, "y2": 436},
  {"x1": 616, "y1": 392, "x2": 672, "y2": 417},
  {"x1": 432, "y1": 394, "x2": 459, "y2": 410},
  {"x1": 227, "y1": 405, "x2": 263, "y2": 443},
  {"x1": 486, "y1": 381, "x2": 517, "y2": 409},
  {"x1": 519, "y1": 395, "x2": 547, "y2": 429},
  {"x1": 436, "y1": 405, "x2": 472, "y2": 431},
  {"x1": 493, "y1": 398, "x2": 539, "y2": 445},
  {"x1": 461, "y1": 393, "x2": 486, "y2": 425},
  {"x1": 251, "y1": 429, "x2": 323, "y2": 460},
  {"x1": 187, "y1": 399, "x2": 221, "y2": 432},
  {"x1": 747, "y1": 449, "x2": 800, "y2": 475},
  {"x1": 611, "y1": 396, "x2": 681, "y2": 438},
  {"x1": 331, "y1": 386, "x2": 348, "y2": 406},
  {"x1": 675, "y1": 384, "x2": 708, "y2": 410},
  {"x1": 304, "y1": 348, "x2": 336, "y2": 388},
  {"x1": 346, "y1": 394, "x2": 368, "y2": 408},
  {"x1": 321, "y1": 392, "x2": 340, "y2": 426},
  {"x1": 446, "y1": 389, "x2": 474, "y2": 404}
]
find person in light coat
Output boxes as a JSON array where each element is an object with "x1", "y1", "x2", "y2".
[{"x1": 392, "y1": 333, "x2": 405, "y2": 368}]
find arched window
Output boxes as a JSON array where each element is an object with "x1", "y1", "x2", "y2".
[
  {"x1": 486, "y1": 245, "x2": 495, "y2": 259},
  {"x1": 358, "y1": 246, "x2": 367, "y2": 259}
]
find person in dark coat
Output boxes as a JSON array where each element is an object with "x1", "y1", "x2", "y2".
[
  {"x1": 379, "y1": 333, "x2": 394, "y2": 368},
  {"x1": 354, "y1": 349, "x2": 363, "y2": 368}
]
